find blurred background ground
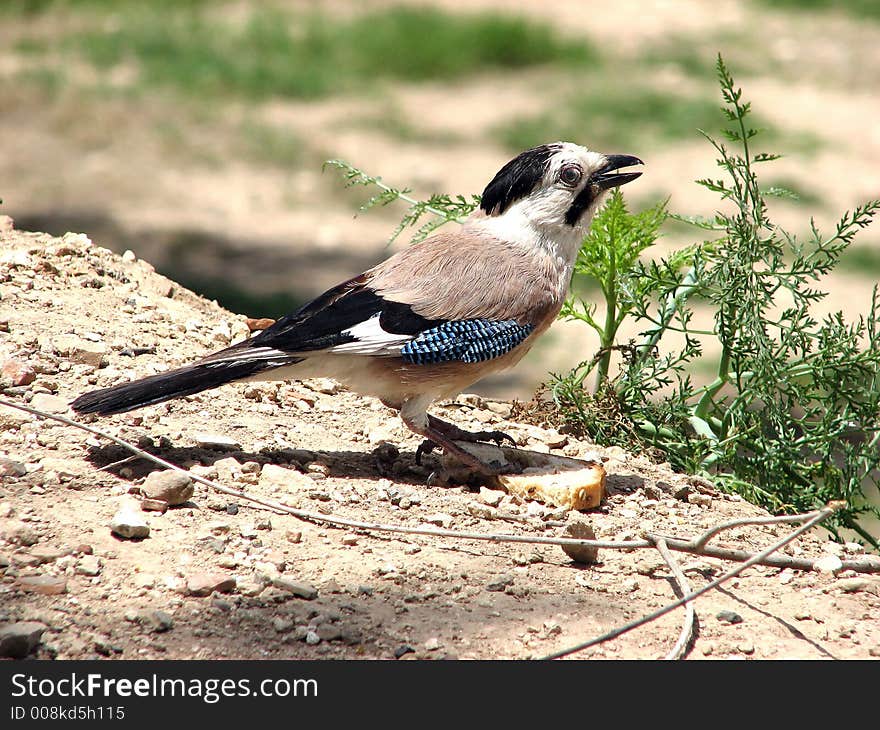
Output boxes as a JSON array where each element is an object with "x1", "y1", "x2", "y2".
[{"x1": 1, "y1": 0, "x2": 878, "y2": 399}]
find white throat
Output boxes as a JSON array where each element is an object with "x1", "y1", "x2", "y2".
[{"x1": 469, "y1": 200, "x2": 592, "y2": 271}]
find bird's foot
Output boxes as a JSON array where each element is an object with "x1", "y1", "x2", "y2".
[
  {"x1": 415, "y1": 439, "x2": 438, "y2": 466},
  {"x1": 426, "y1": 414, "x2": 516, "y2": 448}
]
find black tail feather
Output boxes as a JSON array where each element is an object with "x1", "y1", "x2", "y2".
[{"x1": 70, "y1": 359, "x2": 297, "y2": 416}]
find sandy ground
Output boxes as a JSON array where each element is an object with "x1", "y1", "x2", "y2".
[{"x1": 1, "y1": 224, "x2": 879, "y2": 660}]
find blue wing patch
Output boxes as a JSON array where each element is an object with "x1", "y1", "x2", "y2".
[{"x1": 400, "y1": 319, "x2": 534, "y2": 365}]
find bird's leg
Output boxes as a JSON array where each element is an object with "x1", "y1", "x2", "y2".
[
  {"x1": 426, "y1": 414, "x2": 517, "y2": 448},
  {"x1": 400, "y1": 406, "x2": 518, "y2": 476}
]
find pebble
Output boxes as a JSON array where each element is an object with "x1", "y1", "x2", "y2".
[
  {"x1": 561, "y1": 521, "x2": 599, "y2": 564},
  {"x1": 0, "y1": 621, "x2": 48, "y2": 659},
  {"x1": 0, "y1": 502, "x2": 15, "y2": 517},
  {"x1": 1, "y1": 520, "x2": 39, "y2": 546},
  {"x1": 305, "y1": 630, "x2": 321, "y2": 645},
  {"x1": 486, "y1": 573, "x2": 515, "y2": 592},
  {"x1": 834, "y1": 578, "x2": 872, "y2": 594},
  {"x1": 272, "y1": 617, "x2": 294, "y2": 633},
  {"x1": 466, "y1": 502, "x2": 497, "y2": 520},
  {"x1": 186, "y1": 573, "x2": 236, "y2": 597},
  {"x1": 141, "y1": 471, "x2": 194, "y2": 506},
  {"x1": 309, "y1": 378, "x2": 339, "y2": 395},
  {"x1": 424, "y1": 637, "x2": 442, "y2": 652},
  {"x1": 286, "y1": 529, "x2": 303, "y2": 543},
  {"x1": 424, "y1": 513, "x2": 454, "y2": 529},
  {"x1": 813, "y1": 555, "x2": 843, "y2": 574},
  {"x1": 716, "y1": 610, "x2": 743, "y2": 625},
  {"x1": 18, "y1": 575, "x2": 68, "y2": 595},
  {"x1": 29, "y1": 393, "x2": 69, "y2": 414},
  {"x1": 140, "y1": 498, "x2": 169, "y2": 513},
  {"x1": 477, "y1": 487, "x2": 503, "y2": 507},
  {"x1": 134, "y1": 609, "x2": 174, "y2": 633},
  {"x1": 687, "y1": 493, "x2": 712, "y2": 508},
  {"x1": 2, "y1": 359, "x2": 36, "y2": 386},
  {"x1": 76, "y1": 555, "x2": 102, "y2": 577},
  {"x1": 272, "y1": 577, "x2": 318, "y2": 600},
  {"x1": 259, "y1": 463, "x2": 314, "y2": 491},
  {"x1": 52, "y1": 334, "x2": 106, "y2": 367},
  {"x1": 195, "y1": 433, "x2": 241, "y2": 451},
  {"x1": 110, "y1": 501, "x2": 150, "y2": 539},
  {"x1": 236, "y1": 579, "x2": 264, "y2": 597},
  {"x1": 737, "y1": 641, "x2": 755, "y2": 655},
  {"x1": 394, "y1": 645, "x2": 415, "y2": 659}
]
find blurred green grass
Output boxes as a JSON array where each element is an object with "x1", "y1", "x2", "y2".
[
  {"x1": 25, "y1": 5, "x2": 597, "y2": 100},
  {"x1": 496, "y1": 84, "x2": 822, "y2": 154}
]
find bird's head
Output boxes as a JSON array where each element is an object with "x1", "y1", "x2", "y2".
[{"x1": 479, "y1": 142, "x2": 643, "y2": 235}]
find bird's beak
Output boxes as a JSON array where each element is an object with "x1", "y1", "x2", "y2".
[{"x1": 594, "y1": 154, "x2": 644, "y2": 191}]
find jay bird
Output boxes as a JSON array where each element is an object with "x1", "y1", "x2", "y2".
[{"x1": 71, "y1": 142, "x2": 643, "y2": 474}]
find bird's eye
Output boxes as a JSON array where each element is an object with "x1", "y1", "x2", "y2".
[{"x1": 559, "y1": 165, "x2": 583, "y2": 186}]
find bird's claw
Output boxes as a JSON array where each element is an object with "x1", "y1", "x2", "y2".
[
  {"x1": 473, "y1": 430, "x2": 517, "y2": 448},
  {"x1": 415, "y1": 439, "x2": 438, "y2": 465}
]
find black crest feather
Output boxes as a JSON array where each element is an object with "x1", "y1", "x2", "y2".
[{"x1": 480, "y1": 143, "x2": 560, "y2": 215}]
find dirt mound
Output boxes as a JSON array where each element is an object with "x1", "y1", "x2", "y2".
[{"x1": 1, "y1": 220, "x2": 878, "y2": 659}]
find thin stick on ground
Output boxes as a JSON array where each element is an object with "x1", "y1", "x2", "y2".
[
  {"x1": 653, "y1": 536, "x2": 695, "y2": 661},
  {"x1": 541, "y1": 505, "x2": 836, "y2": 660}
]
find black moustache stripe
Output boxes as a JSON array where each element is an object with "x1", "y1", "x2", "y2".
[{"x1": 564, "y1": 184, "x2": 595, "y2": 226}]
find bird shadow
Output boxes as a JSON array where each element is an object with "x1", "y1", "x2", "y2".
[{"x1": 83, "y1": 440, "x2": 433, "y2": 488}]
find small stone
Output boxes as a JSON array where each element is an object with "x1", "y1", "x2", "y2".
[
  {"x1": 186, "y1": 573, "x2": 236, "y2": 597},
  {"x1": 477, "y1": 487, "x2": 503, "y2": 507},
  {"x1": 18, "y1": 575, "x2": 67, "y2": 595},
  {"x1": 486, "y1": 573, "x2": 515, "y2": 592},
  {"x1": 561, "y1": 521, "x2": 599, "y2": 564},
  {"x1": 213, "y1": 457, "x2": 243, "y2": 481},
  {"x1": 76, "y1": 555, "x2": 102, "y2": 576},
  {"x1": 272, "y1": 617, "x2": 294, "y2": 633},
  {"x1": 246, "y1": 317, "x2": 275, "y2": 332},
  {"x1": 687, "y1": 493, "x2": 712, "y2": 508},
  {"x1": 341, "y1": 534, "x2": 359, "y2": 546},
  {"x1": 272, "y1": 577, "x2": 318, "y2": 600},
  {"x1": 305, "y1": 630, "x2": 321, "y2": 645},
  {"x1": 2, "y1": 359, "x2": 36, "y2": 387},
  {"x1": 814, "y1": 554, "x2": 844, "y2": 574},
  {"x1": 135, "y1": 609, "x2": 173, "y2": 633},
  {"x1": 394, "y1": 645, "x2": 415, "y2": 659},
  {"x1": 52, "y1": 334, "x2": 106, "y2": 368},
  {"x1": 717, "y1": 610, "x2": 743, "y2": 625},
  {"x1": 141, "y1": 471, "x2": 194, "y2": 506},
  {"x1": 236, "y1": 579, "x2": 264, "y2": 597},
  {"x1": 869, "y1": 646, "x2": 880, "y2": 658},
  {"x1": 425, "y1": 513, "x2": 453, "y2": 529},
  {"x1": 29, "y1": 393, "x2": 69, "y2": 414},
  {"x1": 121, "y1": 249, "x2": 137, "y2": 262},
  {"x1": 737, "y1": 641, "x2": 755, "y2": 655},
  {"x1": 259, "y1": 463, "x2": 314, "y2": 491},
  {"x1": 0, "y1": 621, "x2": 48, "y2": 659},
  {"x1": 834, "y1": 578, "x2": 871, "y2": 594},
  {"x1": 424, "y1": 637, "x2": 442, "y2": 652},
  {"x1": 286, "y1": 530, "x2": 303, "y2": 544},
  {"x1": 25, "y1": 545, "x2": 69, "y2": 565},
  {"x1": 110, "y1": 502, "x2": 150, "y2": 539},
  {"x1": 140, "y1": 498, "x2": 169, "y2": 513},
  {"x1": 466, "y1": 502, "x2": 497, "y2": 519},
  {"x1": 194, "y1": 433, "x2": 241, "y2": 451},
  {"x1": 1, "y1": 520, "x2": 39, "y2": 546},
  {"x1": 309, "y1": 378, "x2": 339, "y2": 395},
  {"x1": 0, "y1": 502, "x2": 14, "y2": 517}
]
